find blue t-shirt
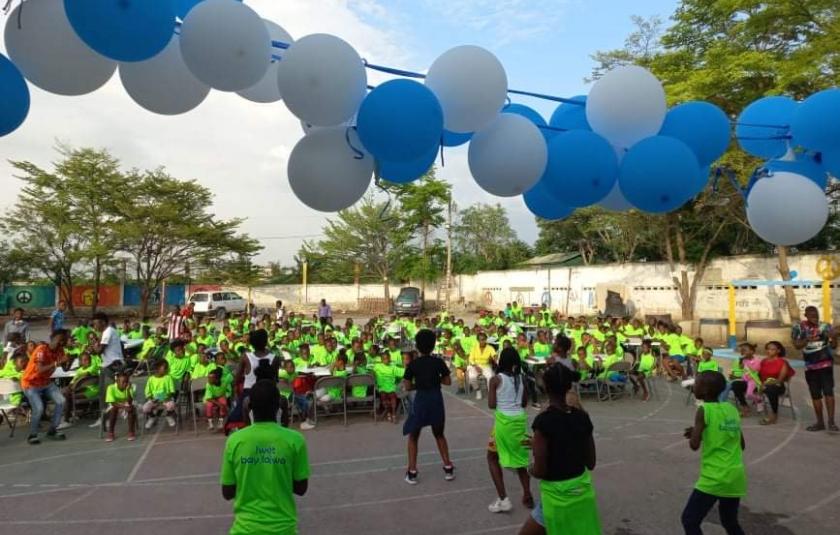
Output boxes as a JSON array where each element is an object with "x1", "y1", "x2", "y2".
[{"x1": 51, "y1": 309, "x2": 65, "y2": 331}]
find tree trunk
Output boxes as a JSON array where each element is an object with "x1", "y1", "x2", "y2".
[
  {"x1": 92, "y1": 255, "x2": 101, "y2": 315},
  {"x1": 420, "y1": 221, "x2": 429, "y2": 307},
  {"x1": 777, "y1": 245, "x2": 800, "y2": 322},
  {"x1": 140, "y1": 286, "x2": 150, "y2": 319}
]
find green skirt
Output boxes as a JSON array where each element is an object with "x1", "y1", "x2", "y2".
[
  {"x1": 493, "y1": 411, "x2": 529, "y2": 469},
  {"x1": 540, "y1": 470, "x2": 601, "y2": 535}
]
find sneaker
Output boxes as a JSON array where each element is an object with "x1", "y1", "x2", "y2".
[
  {"x1": 443, "y1": 464, "x2": 455, "y2": 481},
  {"x1": 404, "y1": 470, "x2": 418, "y2": 485},
  {"x1": 166, "y1": 416, "x2": 177, "y2": 428},
  {"x1": 46, "y1": 430, "x2": 66, "y2": 441},
  {"x1": 27, "y1": 434, "x2": 40, "y2": 445},
  {"x1": 475, "y1": 390, "x2": 483, "y2": 401},
  {"x1": 57, "y1": 419, "x2": 73, "y2": 431},
  {"x1": 144, "y1": 417, "x2": 156, "y2": 430},
  {"x1": 207, "y1": 420, "x2": 215, "y2": 431},
  {"x1": 105, "y1": 433, "x2": 115, "y2": 443},
  {"x1": 217, "y1": 418, "x2": 225, "y2": 429},
  {"x1": 488, "y1": 497, "x2": 513, "y2": 513},
  {"x1": 300, "y1": 420, "x2": 315, "y2": 431},
  {"x1": 127, "y1": 433, "x2": 136, "y2": 442},
  {"x1": 89, "y1": 417, "x2": 102, "y2": 429}
]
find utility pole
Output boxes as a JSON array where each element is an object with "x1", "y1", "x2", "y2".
[{"x1": 445, "y1": 194, "x2": 453, "y2": 312}]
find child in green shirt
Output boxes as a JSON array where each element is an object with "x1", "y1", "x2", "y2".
[
  {"x1": 682, "y1": 371, "x2": 746, "y2": 534},
  {"x1": 190, "y1": 347, "x2": 216, "y2": 379},
  {"x1": 105, "y1": 371, "x2": 137, "y2": 442},
  {"x1": 319, "y1": 354, "x2": 348, "y2": 403},
  {"x1": 630, "y1": 340, "x2": 656, "y2": 401},
  {"x1": 204, "y1": 368, "x2": 228, "y2": 431},
  {"x1": 373, "y1": 352, "x2": 400, "y2": 423},
  {"x1": 143, "y1": 360, "x2": 177, "y2": 430},
  {"x1": 0, "y1": 354, "x2": 26, "y2": 409}
]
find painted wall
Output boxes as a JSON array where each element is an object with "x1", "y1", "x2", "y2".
[
  {"x1": 222, "y1": 252, "x2": 840, "y2": 322},
  {"x1": 123, "y1": 284, "x2": 186, "y2": 307}
]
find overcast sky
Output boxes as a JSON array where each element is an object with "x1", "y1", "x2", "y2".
[{"x1": 0, "y1": 0, "x2": 678, "y2": 265}]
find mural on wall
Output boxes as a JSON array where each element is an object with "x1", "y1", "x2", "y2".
[
  {"x1": 123, "y1": 285, "x2": 185, "y2": 307},
  {"x1": 70, "y1": 285, "x2": 121, "y2": 308},
  {"x1": 4, "y1": 285, "x2": 55, "y2": 309}
]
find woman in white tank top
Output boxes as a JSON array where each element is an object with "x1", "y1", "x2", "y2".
[{"x1": 486, "y1": 347, "x2": 533, "y2": 514}]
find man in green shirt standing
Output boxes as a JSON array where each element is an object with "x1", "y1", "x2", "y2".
[{"x1": 221, "y1": 380, "x2": 310, "y2": 535}]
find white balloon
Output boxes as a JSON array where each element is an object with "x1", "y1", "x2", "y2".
[
  {"x1": 747, "y1": 171, "x2": 828, "y2": 246},
  {"x1": 468, "y1": 114, "x2": 548, "y2": 197},
  {"x1": 586, "y1": 66, "x2": 666, "y2": 149},
  {"x1": 119, "y1": 36, "x2": 209, "y2": 115},
  {"x1": 180, "y1": 0, "x2": 270, "y2": 92},
  {"x1": 598, "y1": 182, "x2": 634, "y2": 212},
  {"x1": 288, "y1": 127, "x2": 374, "y2": 212},
  {"x1": 300, "y1": 115, "x2": 355, "y2": 135},
  {"x1": 4, "y1": 0, "x2": 116, "y2": 96},
  {"x1": 425, "y1": 45, "x2": 508, "y2": 133},
  {"x1": 237, "y1": 20, "x2": 293, "y2": 103},
  {"x1": 277, "y1": 34, "x2": 367, "y2": 127}
]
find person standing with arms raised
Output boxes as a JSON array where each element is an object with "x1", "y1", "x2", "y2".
[
  {"x1": 221, "y1": 379, "x2": 310, "y2": 535},
  {"x1": 792, "y1": 305, "x2": 838, "y2": 432},
  {"x1": 402, "y1": 329, "x2": 456, "y2": 484}
]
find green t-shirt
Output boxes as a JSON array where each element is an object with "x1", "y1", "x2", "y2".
[
  {"x1": 730, "y1": 361, "x2": 744, "y2": 379},
  {"x1": 696, "y1": 402, "x2": 746, "y2": 498},
  {"x1": 204, "y1": 383, "x2": 228, "y2": 401},
  {"x1": 166, "y1": 353, "x2": 192, "y2": 382},
  {"x1": 310, "y1": 345, "x2": 328, "y2": 366},
  {"x1": 221, "y1": 422, "x2": 310, "y2": 535},
  {"x1": 145, "y1": 374, "x2": 176, "y2": 401},
  {"x1": 373, "y1": 363, "x2": 399, "y2": 394},
  {"x1": 638, "y1": 353, "x2": 656, "y2": 376},
  {"x1": 328, "y1": 370, "x2": 348, "y2": 399},
  {"x1": 72, "y1": 326, "x2": 91, "y2": 345},
  {"x1": 197, "y1": 335, "x2": 216, "y2": 349},
  {"x1": 664, "y1": 334, "x2": 685, "y2": 356},
  {"x1": 533, "y1": 342, "x2": 552, "y2": 359},
  {"x1": 697, "y1": 360, "x2": 720, "y2": 373},
  {"x1": 682, "y1": 336, "x2": 700, "y2": 357},
  {"x1": 105, "y1": 383, "x2": 135, "y2": 404}
]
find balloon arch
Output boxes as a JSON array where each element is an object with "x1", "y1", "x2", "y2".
[{"x1": 1, "y1": 0, "x2": 839, "y2": 247}]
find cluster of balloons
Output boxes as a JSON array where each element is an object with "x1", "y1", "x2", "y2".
[{"x1": 0, "y1": 1, "x2": 837, "y2": 247}]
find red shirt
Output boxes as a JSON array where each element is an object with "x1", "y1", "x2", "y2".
[
  {"x1": 759, "y1": 357, "x2": 789, "y2": 383},
  {"x1": 21, "y1": 343, "x2": 65, "y2": 389}
]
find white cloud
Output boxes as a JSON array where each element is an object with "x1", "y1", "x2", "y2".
[{"x1": 419, "y1": 0, "x2": 571, "y2": 45}]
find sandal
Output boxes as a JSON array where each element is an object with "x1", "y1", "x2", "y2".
[
  {"x1": 829, "y1": 423, "x2": 839, "y2": 432},
  {"x1": 759, "y1": 418, "x2": 775, "y2": 426},
  {"x1": 806, "y1": 423, "x2": 826, "y2": 432}
]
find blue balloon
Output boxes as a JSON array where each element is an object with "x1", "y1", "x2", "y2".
[
  {"x1": 64, "y1": 0, "x2": 176, "y2": 62},
  {"x1": 357, "y1": 79, "x2": 444, "y2": 163},
  {"x1": 442, "y1": 130, "x2": 472, "y2": 147},
  {"x1": 790, "y1": 270, "x2": 799, "y2": 280},
  {"x1": 549, "y1": 95, "x2": 590, "y2": 132},
  {"x1": 660, "y1": 101, "x2": 731, "y2": 166},
  {"x1": 378, "y1": 146, "x2": 438, "y2": 184},
  {"x1": 823, "y1": 147, "x2": 840, "y2": 179},
  {"x1": 764, "y1": 154, "x2": 828, "y2": 189},
  {"x1": 524, "y1": 179, "x2": 574, "y2": 221},
  {"x1": 735, "y1": 96, "x2": 797, "y2": 159},
  {"x1": 791, "y1": 88, "x2": 840, "y2": 153},
  {"x1": 503, "y1": 103, "x2": 551, "y2": 140},
  {"x1": 542, "y1": 130, "x2": 618, "y2": 207},
  {"x1": 0, "y1": 54, "x2": 29, "y2": 137},
  {"x1": 619, "y1": 136, "x2": 701, "y2": 213}
]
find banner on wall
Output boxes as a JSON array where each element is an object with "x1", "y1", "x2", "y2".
[
  {"x1": 4, "y1": 285, "x2": 56, "y2": 309},
  {"x1": 123, "y1": 284, "x2": 186, "y2": 307},
  {"x1": 71, "y1": 285, "x2": 121, "y2": 308}
]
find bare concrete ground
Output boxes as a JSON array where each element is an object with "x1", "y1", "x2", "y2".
[{"x1": 0, "y1": 368, "x2": 837, "y2": 535}]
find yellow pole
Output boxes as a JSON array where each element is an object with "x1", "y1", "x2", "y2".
[
  {"x1": 823, "y1": 279, "x2": 832, "y2": 325},
  {"x1": 728, "y1": 284, "x2": 737, "y2": 349}
]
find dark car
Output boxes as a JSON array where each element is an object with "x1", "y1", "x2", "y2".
[{"x1": 394, "y1": 287, "x2": 423, "y2": 316}]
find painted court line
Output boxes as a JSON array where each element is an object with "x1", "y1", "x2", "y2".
[
  {"x1": 0, "y1": 443, "x2": 141, "y2": 469},
  {"x1": 45, "y1": 487, "x2": 98, "y2": 519},
  {"x1": 454, "y1": 523, "x2": 524, "y2": 535},
  {"x1": 125, "y1": 427, "x2": 161, "y2": 483}
]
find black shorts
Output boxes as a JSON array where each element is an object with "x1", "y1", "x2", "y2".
[
  {"x1": 402, "y1": 389, "x2": 445, "y2": 436},
  {"x1": 805, "y1": 367, "x2": 834, "y2": 400}
]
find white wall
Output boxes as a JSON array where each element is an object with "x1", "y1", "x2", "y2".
[{"x1": 228, "y1": 253, "x2": 840, "y2": 322}]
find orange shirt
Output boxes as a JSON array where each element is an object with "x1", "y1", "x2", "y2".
[{"x1": 21, "y1": 344, "x2": 65, "y2": 390}]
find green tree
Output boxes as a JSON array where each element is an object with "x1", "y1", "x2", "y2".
[
  {"x1": 4, "y1": 158, "x2": 85, "y2": 315},
  {"x1": 304, "y1": 195, "x2": 410, "y2": 299},
  {"x1": 53, "y1": 147, "x2": 125, "y2": 314},
  {"x1": 112, "y1": 169, "x2": 261, "y2": 317},
  {"x1": 454, "y1": 203, "x2": 531, "y2": 272},
  {"x1": 391, "y1": 170, "x2": 451, "y2": 301}
]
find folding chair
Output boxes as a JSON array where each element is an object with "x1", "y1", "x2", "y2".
[
  {"x1": 0, "y1": 379, "x2": 25, "y2": 438},
  {"x1": 577, "y1": 370, "x2": 602, "y2": 402},
  {"x1": 308, "y1": 376, "x2": 347, "y2": 426},
  {"x1": 602, "y1": 362, "x2": 633, "y2": 401},
  {"x1": 189, "y1": 376, "x2": 209, "y2": 435},
  {"x1": 345, "y1": 374, "x2": 377, "y2": 424},
  {"x1": 764, "y1": 381, "x2": 796, "y2": 421}
]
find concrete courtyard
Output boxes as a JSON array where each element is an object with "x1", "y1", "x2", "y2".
[{"x1": 0, "y1": 370, "x2": 837, "y2": 535}]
